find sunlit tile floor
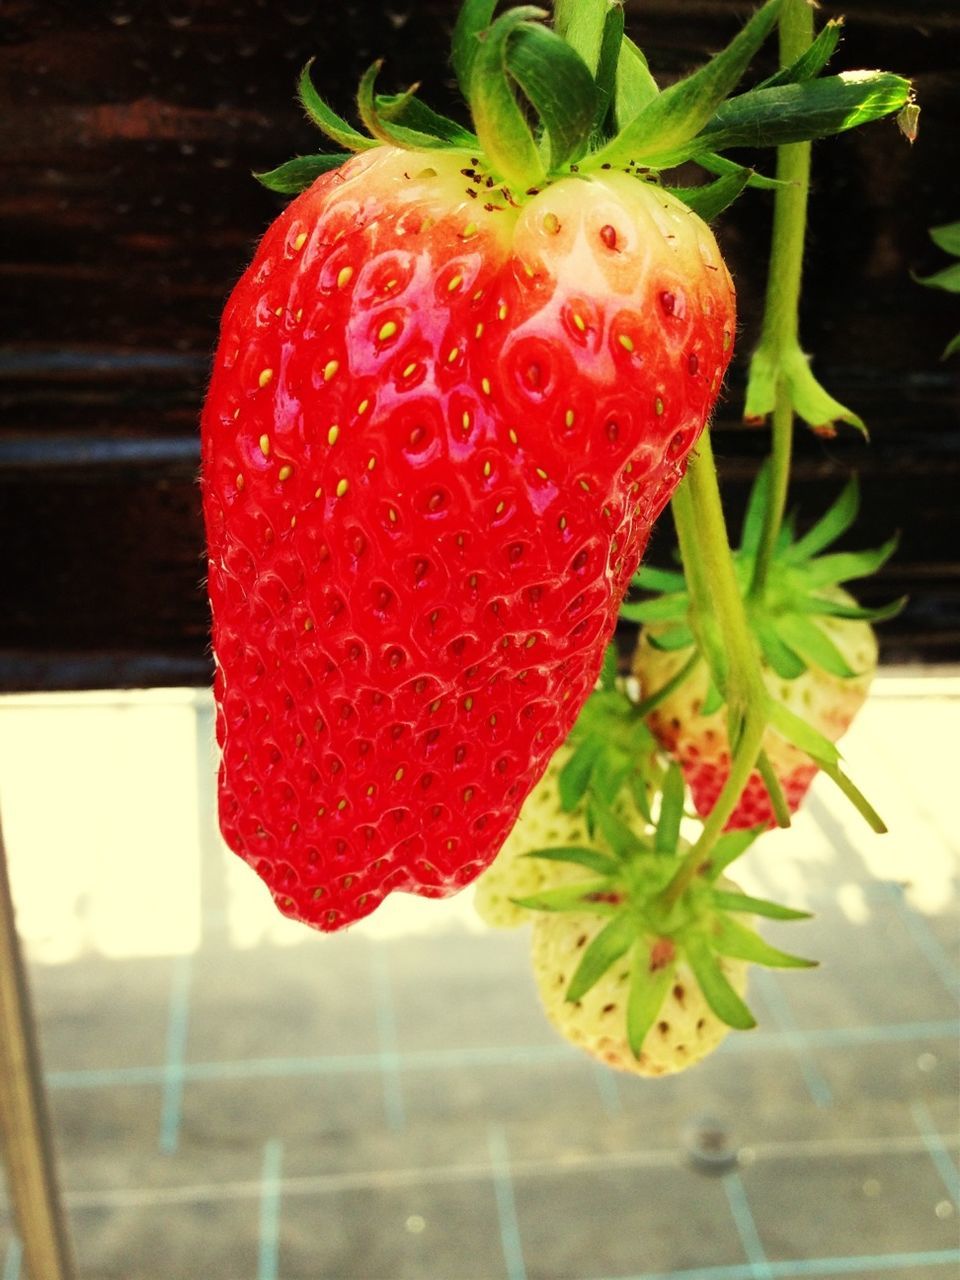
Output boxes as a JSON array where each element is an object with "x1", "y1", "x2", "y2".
[{"x1": 0, "y1": 673, "x2": 958, "y2": 1280}]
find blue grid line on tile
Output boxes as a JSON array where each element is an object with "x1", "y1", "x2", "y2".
[
  {"x1": 369, "y1": 946, "x2": 405, "y2": 1132},
  {"x1": 723, "y1": 1172, "x2": 773, "y2": 1280},
  {"x1": 873, "y1": 881, "x2": 960, "y2": 1002},
  {"x1": 257, "y1": 1139, "x2": 283, "y2": 1280},
  {"x1": 158, "y1": 954, "x2": 193, "y2": 1155},
  {"x1": 488, "y1": 1126, "x2": 527, "y2": 1280},
  {"x1": 912, "y1": 1099, "x2": 960, "y2": 1204},
  {"x1": 600, "y1": 1246, "x2": 960, "y2": 1280},
  {"x1": 41, "y1": 1017, "x2": 959, "y2": 1091},
  {"x1": 747, "y1": 972, "x2": 832, "y2": 1107},
  {"x1": 1, "y1": 1238, "x2": 20, "y2": 1280}
]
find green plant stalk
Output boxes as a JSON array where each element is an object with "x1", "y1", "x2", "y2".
[
  {"x1": 748, "y1": 0, "x2": 814, "y2": 599},
  {"x1": 661, "y1": 435, "x2": 774, "y2": 906}
]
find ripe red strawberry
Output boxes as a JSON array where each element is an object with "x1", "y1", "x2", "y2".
[
  {"x1": 198, "y1": 0, "x2": 809, "y2": 929},
  {"x1": 626, "y1": 471, "x2": 899, "y2": 830}
]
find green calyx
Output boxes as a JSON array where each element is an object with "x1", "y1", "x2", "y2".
[
  {"x1": 254, "y1": 0, "x2": 912, "y2": 213},
  {"x1": 514, "y1": 787, "x2": 814, "y2": 1051}
]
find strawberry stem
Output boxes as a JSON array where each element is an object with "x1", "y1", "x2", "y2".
[{"x1": 748, "y1": 0, "x2": 813, "y2": 601}]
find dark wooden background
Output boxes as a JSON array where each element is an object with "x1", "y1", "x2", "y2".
[{"x1": 1, "y1": 0, "x2": 958, "y2": 691}]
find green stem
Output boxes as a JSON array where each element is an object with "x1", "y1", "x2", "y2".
[
  {"x1": 552, "y1": 0, "x2": 608, "y2": 72},
  {"x1": 748, "y1": 0, "x2": 813, "y2": 600}
]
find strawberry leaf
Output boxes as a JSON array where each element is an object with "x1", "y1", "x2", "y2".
[
  {"x1": 773, "y1": 613, "x2": 857, "y2": 678},
  {"x1": 592, "y1": 0, "x2": 783, "y2": 169},
  {"x1": 685, "y1": 934, "x2": 756, "y2": 1030},
  {"x1": 513, "y1": 878, "x2": 623, "y2": 913},
  {"x1": 254, "y1": 153, "x2": 351, "y2": 194},
  {"x1": 710, "y1": 889, "x2": 811, "y2": 921},
  {"x1": 627, "y1": 943, "x2": 674, "y2": 1059},
  {"x1": 704, "y1": 826, "x2": 765, "y2": 879},
  {"x1": 525, "y1": 846, "x2": 622, "y2": 876},
  {"x1": 299, "y1": 60, "x2": 377, "y2": 152},
  {"x1": 655, "y1": 763, "x2": 685, "y2": 855},
  {"x1": 758, "y1": 18, "x2": 843, "y2": 89},
  {"x1": 470, "y1": 7, "x2": 548, "y2": 189},
  {"x1": 506, "y1": 23, "x2": 599, "y2": 170},
  {"x1": 566, "y1": 913, "x2": 638, "y2": 1002},
  {"x1": 804, "y1": 537, "x2": 898, "y2": 588},
  {"x1": 785, "y1": 475, "x2": 860, "y2": 563},
  {"x1": 710, "y1": 916, "x2": 817, "y2": 969},
  {"x1": 599, "y1": 643, "x2": 619, "y2": 690}
]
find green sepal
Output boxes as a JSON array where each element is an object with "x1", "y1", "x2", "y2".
[
  {"x1": 358, "y1": 63, "x2": 457, "y2": 150},
  {"x1": 470, "y1": 7, "x2": 549, "y2": 189},
  {"x1": 746, "y1": 343, "x2": 866, "y2": 435},
  {"x1": 633, "y1": 650, "x2": 701, "y2": 719},
  {"x1": 512, "y1": 878, "x2": 623, "y2": 914},
  {"x1": 710, "y1": 889, "x2": 811, "y2": 922},
  {"x1": 451, "y1": 0, "x2": 498, "y2": 99},
  {"x1": 298, "y1": 59, "x2": 377, "y2": 152},
  {"x1": 798, "y1": 595, "x2": 906, "y2": 624},
  {"x1": 929, "y1": 221, "x2": 960, "y2": 256},
  {"x1": 754, "y1": 613, "x2": 807, "y2": 680},
  {"x1": 591, "y1": 0, "x2": 783, "y2": 170},
  {"x1": 376, "y1": 92, "x2": 477, "y2": 147},
  {"x1": 665, "y1": 167, "x2": 752, "y2": 222},
  {"x1": 804, "y1": 537, "x2": 898, "y2": 589},
  {"x1": 614, "y1": 37, "x2": 660, "y2": 129},
  {"x1": 593, "y1": 804, "x2": 647, "y2": 862},
  {"x1": 700, "y1": 677, "x2": 725, "y2": 717},
  {"x1": 592, "y1": 2, "x2": 625, "y2": 139},
  {"x1": 704, "y1": 826, "x2": 766, "y2": 880},
  {"x1": 558, "y1": 736, "x2": 604, "y2": 811},
  {"x1": 654, "y1": 763, "x2": 685, "y2": 855},
  {"x1": 508, "y1": 22, "x2": 599, "y2": 170},
  {"x1": 620, "y1": 593, "x2": 689, "y2": 625},
  {"x1": 767, "y1": 698, "x2": 840, "y2": 767},
  {"x1": 756, "y1": 750, "x2": 793, "y2": 829},
  {"x1": 740, "y1": 461, "x2": 773, "y2": 559},
  {"x1": 710, "y1": 916, "x2": 817, "y2": 969},
  {"x1": 786, "y1": 476, "x2": 860, "y2": 562},
  {"x1": 631, "y1": 565, "x2": 687, "y2": 593},
  {"x1": 773, "y1": 613, "x2": 857, "y2": 678},
  {"x1": 759, "y1": 18, "x2": 843, "y2": 90},
  {"x1": 942, "y1": 333, "x2": 960, "y2": 359},
  {"x1": 645, "y1": 624, "x2": 695, "y2": 652},
  {"x1": 697, "y1": 152, "x2": 784, "y2": 192},
  {"x1": 524, "y1": 846, "x2": 622, "y2": 877},
  {"x1": 627, "y1": 944, "x2": 674, "y2": 1059},
  {"x1": 685, "y1": 933, "x2": 756, "y2": 1030},
  {"x1": 254, "y1": 152, "x2": 351, "y2": 194},
  {"x1": 566, "y1": 912, "x2": 638, "y2": 1002},
  {"x1": 676, "y1": 71, "x2": 912, "y2": 167},
  {"x1": 913, "y1": 262, "x2": 960, "y2": 293},
  {"x1": 820, "y1": 762, "x2": 888, "y2": 833}
]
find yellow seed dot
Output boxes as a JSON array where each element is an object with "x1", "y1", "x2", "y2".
[
  {"x1": 447, "y1": 347, "x2": 459, "y2": 363},
  {"x1": 536, "y1": 467, "x2": 548, "y2": 480},
  {"x1": 278, "y1": 464, "x2": 293, "y2": 481},
  {"x1": 523, "y1": 264, "x2": 535, "y2": 278},
  {"x1": 495, "y1": 500, "x2": 505, "y2": 515},
  {"x1": 304, "y1": 618, "x2": 314, "y2": 631},
  {"x1": 525, "y1": 635, "x2": 537, "y2": 648},
  {"x1": 464, "y1": 697, "x2": 473, "y2": 711},
  {"x1": 323, "y1": 359, "x2": 339, "y2": 382},
  {"x1": 723, "y1": 330, "x2": 731, "y2": 350},
  {"x1": 384, "y1": 279, "x2": 397, "y2": 292},
  {"x1": 447, "y1": 274, "x2": 463, "y2": 292},
  {"x1": 463, "y1": 786, "x2": 474, "y2": 802},
  {"x1": 337, "y1": 266, "x2": 354, "y2": 289},
  {"x1": 565, "y1": 409, "x2": 575, "y2": 427},
  {"x1": 579, "y1": 478, "x2": 590, "y2": 492},
  {"x1": 258, "y1": 368, "x2": 273, "y2": 388},
  {"x1": 336, "y1": 478, "x2": 349, "y2": 497},
  {"x1": 378, "y1": 320, "x2": 398, "y2": 342},
  {"x1": 317, "y1": 805, "x2": 325, "y2": 817},
  {"x1": 559, "y1": 515, "x2": 567, "y2": 530},
  {"x1": 388, "y1": 507, "x2": 398, "y2": 523},
  {"x1": 259, "y1": 434, "x2": 271, "y2": 457},
  {"x1": 367, "y1": 456, "x2": 376, "y2": 471},
  {"x1": 274, "y1": 306, "x2": 283, "y2": 317},
  {"x1": 293, "y1": 231, "x2": 307, "y2": 251},
  {"x1": 498, "y1": 304, "x2": 508, "y2": 320},
  {"x1": 337, "y1": 798, "x2": 347, "y2": 811},
  {"x1": 394, "y1": 766, "x2": 405, "y2": 781},
  {"x1": 402, "y1": 362, "x2": 417, "y2": 378},
  {"x1": 232, "y1": 408, "x2": 240, "y2": 419},
  {"x1": 542, "y1": 212, "x2": 560, "y2": 234},
  {"x1": 462, "y1": 411, "x2": 471, "y2": 431},
  {"x1": 328, "y1": 425, "x2": 340, "y2": 445},
  {"x1": 473, "y1": 288, "x2": 484, "y2": 301},
  {"x1": 295, "y1": 308, "x2": 303, "y2": 322},
  {"x1": 290, "y1": 515, "x2": 296, "y2": 527},
  {"x1": 508, "y1": 429, "x2": 518, "y2": 445},
  {"x1": 475, "y1": 322, "x2": 484, "y2": 339},
  {"x1": 314, "y1": 487, "x2": 323, "y2": 499},
  {"x1": 483, "y1": 460, "x2": 492, "y2": 478},
  {"x1": 618, "y1": 334, "x2": 635, "y2": 353},
  {"x1": 366, "y1": 784, "x2": 375, "y2": 796},
  {"x1": 489, "y1": 714, "x2": 497, "y2": 727},
  {"x1": 481, "y1": 377, "x2": 491, "y2": 395},
  {"x1": 572, "y1": 313, "x2": 586, "y2": 332},
  {"x1": 655, "y1": 396, "x2": 664, "y2": 415},
  {"x1": 358, "y1": 399, "x2": 369, "y2": 415},
  {"x1": 235, "y1": 473, "x2": 244, "y2": 490},
  {"x1": 462, "y1": 222, "x2": 478, "y2": 239}
]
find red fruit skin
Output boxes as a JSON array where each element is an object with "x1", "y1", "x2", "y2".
[{"x1": 201, "y1": 147, "x2": 735, "y2": 930}]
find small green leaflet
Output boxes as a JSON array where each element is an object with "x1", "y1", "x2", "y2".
[
  {"x1": 558, "y1": 736, "x2": 604, "y2": 812},
  {"x1": 913, "y1": 262, "x2": 960, "y2": 293},
  {"x1": 451, "y1": 0, "x2": 499, "y2": 98},
  {"x1": 255, "y1": 153, "x2": 351, "y2": 194},
  {"x1": 614, "y1": 37, "x2": 660, "y2": 129},
  {"x1": 930, "y1": 221, "x2": 960, "y2": 257},
  {"x1": 506, "y1": 23, "x2": 599, "y2": 170},
  {"x1": 756, "y1": 751, "x2": 792, "y2": 829},
  {"x1": 376, "y1": 93, "x2": 477, "y2": 147},
  {"x1": 798, "y1": 595, "x2": 907, "y2": 624},
  {"x1": 758, "y1": 18, "x2": 843, "y2": 89},
  {"x1": 803, "y1": 537, "x2": 897, "y2": 588},
  {"x1": 703, "y1": 826, "x2": 765, "y2": 880},
  {"x1": 470, "y1": 7, "x2": 548, "y2": 188},
  {"x1": 620, "y1": 593, "x2": 689, "y2": 625},
  {"x1": 298, "y1": 59, "x2": 377, "y2": 152},
  {"x1": 754, "y1": 614, "x2": 807, "y2": 680},
  {"x1": 773, "y1": 612, "x2": 857, "y2": 678},
  {"x1": 566, "y1": 913, "x2": 638, "y2": 1002},
  {"x1": 740, "y1": 461, "x2": 773, "y2": 558},
  {"x1": 710, "y1": 915, "x2": 816, "y2": 969},
  {"x1": 665, "y1": 167, "x2": 753, "y2": 222},
  {"x1": 710, "y1": 889, "x2": 810, "y2": 921},
  {"x1": 698, "y1": 152, "x2": 783, "y2": 192},
  {"x1": 592, "y1": 2, "x2": 625, "y2": 139},
  {"x1": 631, "y1": 564, "x2": 686, "y2": 593},
  {"x1": 627, "y1": 942, "x2": 674, "y2": 1058},
  {"x1": 785, "y1": 475, "x2": 860, "y2": 562},
  {"x1": 524, "y1": 846, "x2": 622, "y2": 876},
  {"x1": 512, "y1": 877, "x2": 622, "y2": 913},
  {"x1": 767, "y1": 697, "x2": 840, "y2": 767},
  {"x1": 685, "y1": 934, "x2": 756, "y2": 1030}
]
